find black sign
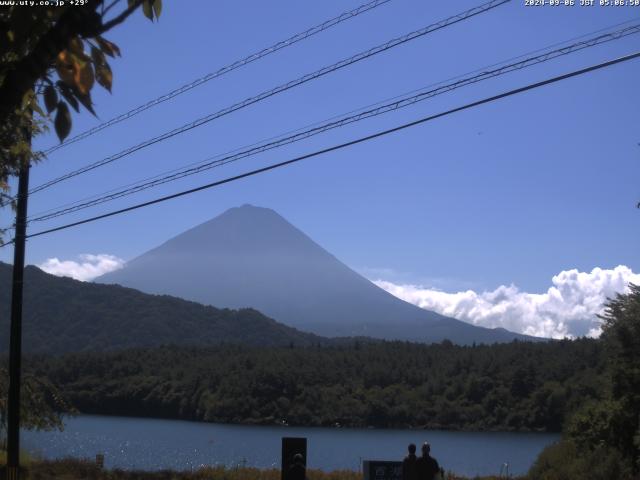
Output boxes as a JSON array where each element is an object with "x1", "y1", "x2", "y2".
[
  {"x1": 281, "y1": 437, "x2": 307, "y2": 480},
  {"x1": 363, "y1": 460, "x2": 403, "y2": 480}
]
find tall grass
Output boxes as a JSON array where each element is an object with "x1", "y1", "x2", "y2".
[
  {"x1": 0, "y1": 458, "x2": 524, "y2": 480},
  {"x1": 1, "y1": 459, "x2": 521, "y2": 480},
  {"x1": 0, "y1": 450, "x2": 33, "y2": 466},
  {"x1": 5, "y1": 460, "x2": 360, "y2": 480}
]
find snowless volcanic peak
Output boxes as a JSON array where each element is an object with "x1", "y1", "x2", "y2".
[{"x1": 98, "y1": 204, "x2": 539, "y2": 344}]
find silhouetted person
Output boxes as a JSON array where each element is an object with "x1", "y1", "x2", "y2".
[
  {"x1": 402, "y1": 443, "x2": 418, "y2": 480},
  {"x1": 288, "y1": 453, "x2": 306, "y2": 480},
  {"x1": 416, "y1": 442, "x2": 440, "y2": 480}
]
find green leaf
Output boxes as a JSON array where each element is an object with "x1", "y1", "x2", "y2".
[
  {"x1": 30, "y1": 96, "x2": 46, "y2": 118},
  {"x1": 56, "y1": 50, "x2": 76, "y2": 87},
  {"x1": 142, "y1": 0, "x2": 154, "y2": 20},
  {"x1": 95, "y1": 62, "x2": 113, "y2": 93},
  {"x1": 56, "y1": 81, "x2": 79, "y2": 112},
  {"x1": 74, "y1": 60, "x2": 95, "y2": 96},
  {"x1": 74, "y1": 90, "x2": 96, "y2": 116},
  {"x1": 43, "y1": 85, "x2": 58, "y2": 114},
  {"x1": 152, "y1": 0, "x2": 162, "y2": 19},
  {"x1": 96, "y1": 36, "x2": 121, "y2": 58},
  {"x1": 21, "y1": 89, "x2": 33, "y2": 110},
  {"x1": 90, "y1": 46, "x2": 106, "y2": 66},
  {"x1": 54, "y1": 101, "x2": 71, "y2": 142},
  {"x1": 68, "y1": 36, "x2": 89, "y2": 61}
]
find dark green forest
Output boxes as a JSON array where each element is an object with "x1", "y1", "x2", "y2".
[
  {"x1": 0, "y1": 263, "x2": 324, "y2": 353},
  {"x1": 27, "y1": 338, "x2": 605, "y2": 433}
]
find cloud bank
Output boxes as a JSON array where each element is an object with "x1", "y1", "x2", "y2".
[
  {"x1": 38, "y1": 254, "x2": 125, "y2": 282},
  {"x1": 374, "y1": 266, "x2": 640, "y2": 339}
]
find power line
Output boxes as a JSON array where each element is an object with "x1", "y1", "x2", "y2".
[
  {"x1": 25, "y1": 0, "x2": 510, "y2": 198},
  {"x1": 8, "y1": 49, "x2": 637, "y2": 246},
  {"x1": 43, "y1": 0, "x2": 393, "y2": 155},
  {"x1": 26, "y1": 23, "x2": 640, "y2": 224},
  {"x1": 25, "y1": 17, "x2": 640, "y2": 223}
]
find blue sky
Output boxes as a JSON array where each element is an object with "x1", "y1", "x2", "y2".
[{"x1": 2, "y1": 0, "x2": 639, "y2": 304}]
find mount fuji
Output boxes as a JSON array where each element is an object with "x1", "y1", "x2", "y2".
[{"x1": 98, "y1": 205, "x2": 539, "y2": 344}]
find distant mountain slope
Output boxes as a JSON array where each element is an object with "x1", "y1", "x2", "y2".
[
  {"x1": 99, "y1": 204, "x2": 539, "y2": 344},
  {"x1": 0, "y1": 263, "x2": 324, "y2": 354}
]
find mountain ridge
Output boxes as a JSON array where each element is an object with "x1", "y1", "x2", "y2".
[
  {"x1": 0, "y1": 262, "x2": 327, "y2": 354},
  {"x1": 99, "y1": 204, "x2": 540, "y2": 344}
]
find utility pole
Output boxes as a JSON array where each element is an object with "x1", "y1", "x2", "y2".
[{"x1": 6, "y1": 126, "x2": 31, "y2": 480}]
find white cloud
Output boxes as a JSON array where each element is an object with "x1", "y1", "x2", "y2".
[
  {"x1": 374, "y1": 266, "x2": 640, "y2": 339},
  {"x1": 38, "y1": 254, "x2": 125, "y2": 282},
  {"x1": 358, "y1": 266, "x2": 479, "y2": 291}
]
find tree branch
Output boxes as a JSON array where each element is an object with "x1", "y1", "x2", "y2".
[
  {"x1": 98, "y1": 0, "x2": 144, "y2": 34},
  {"x1": 102, "y1": 0, "x2": 124, "y2": 18}
]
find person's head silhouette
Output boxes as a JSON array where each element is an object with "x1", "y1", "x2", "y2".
[
  {"x1": 408, "y1": 443, "x2": 416, "y2": 454},
  {"x1": 421, "y1": 442, "x2": 431, "y2": 456}
]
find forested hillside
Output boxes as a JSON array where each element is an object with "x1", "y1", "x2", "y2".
[
  {"x1": 29, "y1": 339, "x2": 605, "y2": 432},
  {"x1": 0, "y1": 263, "x2": 324, "y2": 353}
]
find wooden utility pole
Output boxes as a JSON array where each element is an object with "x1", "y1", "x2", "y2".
[{"x1": 5, "y1": 131, "x2": 31, "y2": 480}]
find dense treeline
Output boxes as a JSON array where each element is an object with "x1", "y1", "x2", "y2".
[{"x1": 28, "y1": 338, "x2": 605, "y2": 432}]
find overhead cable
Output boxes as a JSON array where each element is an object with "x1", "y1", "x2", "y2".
[
  {"x1": 6, "y1": 49, "x2": 635, "y2": 246},
  {"x1": 25, "y1": 0, "x2": 511, "y2": 199},
  {"x1": 26, "y1": 17, "x2": 640, "y2": 223},
  {"x1": 43, "y1": 0, "x2": 393, "y2": 154},
  {"x1": 27, "y1": 23, "x2": 640, "y2": 224}
]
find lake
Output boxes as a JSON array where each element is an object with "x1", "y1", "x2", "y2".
[{"x1": 23, "y1": 415, "x2": 558, "y2": 477}]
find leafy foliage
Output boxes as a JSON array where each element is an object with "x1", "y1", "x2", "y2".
[
  {"x1": 527, "y1": 439, "x2": 633, "y2": 480},
  {"x1": 600, "y1": 284, "x2": 640, "y2": 460},
  {"x1": 0, "y1": 0, "x2": 162, "y2": 236},
  {"x1": 0, "y1": 0, "x2": 161, "y2": 139},
  {"x1": 27, "y1": 338, "x2": 605, "y2": 432},
  {"x1": 527, "y1": 284, "x2": 640, "y2": 479},
  {"x1": 0, "y1": 364, "x2": 75, "y2": 443}
]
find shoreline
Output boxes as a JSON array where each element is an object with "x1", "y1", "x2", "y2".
[{"x1": 61, "y1": 412, "x2": 560, "y2": 435}]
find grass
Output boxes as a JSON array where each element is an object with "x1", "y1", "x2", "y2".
[
  {"x1": 0, "y1": 458, "x2": 524, "y2": 480},
  {"x1": 0, "y1": 450, "x2": 33, "y2": 466}
]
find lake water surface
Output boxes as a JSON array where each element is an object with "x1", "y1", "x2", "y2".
[{"x1": 23, "y1": 415, "x2": 558, "y2": 477}]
